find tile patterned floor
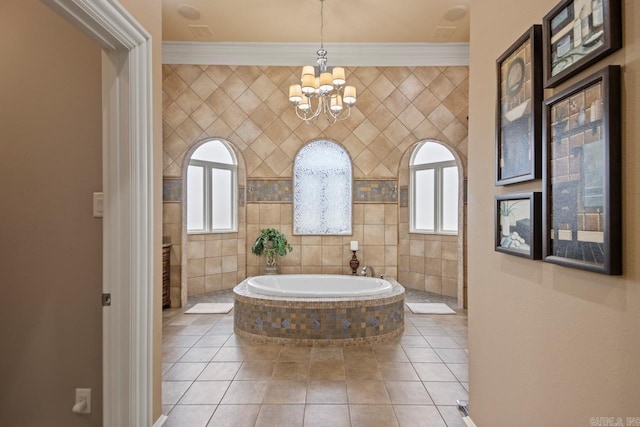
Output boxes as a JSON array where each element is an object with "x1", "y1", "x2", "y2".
[{"x1": 162, "y1": 289, "x2": 468, "y2": 427}]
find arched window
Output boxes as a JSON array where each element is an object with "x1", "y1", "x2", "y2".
[
  {"x1": 410, "y1": 141, "x2": 458, "y2": 234},
  {"x1": 187, "y1": 139, "x2": 237, "y2": 233},
  {"x1": 294, "y1": 140, "x2": 352, "y2": 235}
]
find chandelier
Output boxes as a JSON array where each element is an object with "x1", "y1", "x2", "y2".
[{"x1": 288, "y1": 0, "x2": 357, "y2": 125}]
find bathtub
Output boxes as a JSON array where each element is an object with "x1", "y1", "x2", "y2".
[
  {"x1": 245, "y1": 274, "x2": 393, "y2": 298},
  {"x1": 233, "y1": 274, "x2": 405, "y2": 346}
]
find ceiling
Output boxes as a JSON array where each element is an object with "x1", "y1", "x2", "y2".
[{"x1": 161, "y1": 0, "x2": 471, "y2": 43}]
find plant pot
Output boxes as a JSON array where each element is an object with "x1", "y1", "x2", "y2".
[
  {"x1": 265, "y1": 265, "x2": 278, "y2": 275},
  {"x1": 501, "y1": 215, "x2": 511, "y2": 237}
]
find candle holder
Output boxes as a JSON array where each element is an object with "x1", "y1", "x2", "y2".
[{"x1": 349, "y1": 250, "x2": 360, "y2": 275}]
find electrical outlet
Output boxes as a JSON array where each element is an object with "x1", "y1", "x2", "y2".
[{"x1": 73, "y1": 388, "x2": 91, "y2": 414}]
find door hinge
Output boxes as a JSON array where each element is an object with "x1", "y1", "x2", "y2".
[{"x1": 102, "y1": 293, "x2": 111, "y2": 307}]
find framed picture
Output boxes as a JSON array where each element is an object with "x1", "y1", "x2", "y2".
[
  {"x1": 543, "y1": 0, "x2": 622, "y2": 88},
  {"x1": 495, "y1": 192, "x2": 542, "y2": 259},
  {"x1": 542, "y1": 65, "x2": 621, "y2": 274},
  {"x1": 495, "y1": 25, "x2": 543, "y2": 185}
]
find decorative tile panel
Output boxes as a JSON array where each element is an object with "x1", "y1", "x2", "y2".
[
  {"x1": 246, "y1": 179, "x2": 292, "y2": 203},
  {"x1": 163, "y1": 178, "x2": 182, "y2": 202},
  {"x1": 233, "y1": 279, "x2": 405, "y2": 346},
  {"x1": 353, "y1": 180, "x2": 398, "y2": 203}
]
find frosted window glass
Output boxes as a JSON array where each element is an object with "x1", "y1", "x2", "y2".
[
  {"x1": 187, "y1": 165, "x2": 204, "y2": 231},
  {"x1": 294, "y1": 140, "x2": 352, "y2": 234},
  {"x1": 212, "y1": 169, "x2": 232, "y2": 229},
  {"x1": 413, "y1": 141, "x2": 454, "y2": 164},
  {"x1": 415, "y1": 169, "x2": 435, "y2": 231},
  {"x1": 442, "y1": 166, "x2": 459, "y2": 232},
  {"x1": 191, "y1": 140, "x2": 234, "y2": 164}
]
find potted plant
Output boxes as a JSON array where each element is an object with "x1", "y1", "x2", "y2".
[
  {"x1": 251, "y1": 228, "x2": 293, "y2": 275},
  {"x1": 500, "y1": 200, "x2": 522, "y2": 237}
]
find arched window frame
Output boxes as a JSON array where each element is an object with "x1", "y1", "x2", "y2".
[
  {"x1": 293, "y1": 140, "x2": 352, "y2": 235},
  {"x1": 410, "y1": 141, "x2": 459, "y2": 235},
  {"x1": 186, "y1": 139, "x2": 238, "y2": 234}
]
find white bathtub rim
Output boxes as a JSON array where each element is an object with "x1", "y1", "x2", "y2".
[
  {"x1": 234, "y1": 275, "x2": 405, "y2": 303},
  {"x1": 245, "y1": 274, "x2": 393, "y2": 298}
]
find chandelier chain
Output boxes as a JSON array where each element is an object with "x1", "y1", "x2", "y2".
[{"x1": 320, "y1": 0, "x2": 325, "y2": 49}]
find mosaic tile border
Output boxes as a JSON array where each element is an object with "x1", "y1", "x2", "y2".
[
  {"x1": 245, "y1": 178, "x2": 400, "y2": 204},
  {"x1": 353, "y1": 180, "x2": 398, "y2": 203},
  {"x1": 233, "y1": 278, "x2": 405, "y2": 346},
  {"x1": 246, "y1": 179, "x2": 293, "y2": 203},
  {"x1": 163, "y1": 178, "x2": 182, "y2": 202}
]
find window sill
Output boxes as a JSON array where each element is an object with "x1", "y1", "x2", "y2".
[
  {"x1": 187, "y1": 230, "x2": 238, "y2": 236},
  {"x1": 409, "y1": 230, "x2": 458, "y2": 237}
]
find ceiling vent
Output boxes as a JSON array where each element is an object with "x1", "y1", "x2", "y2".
[
  {"x1": 433, "y1": 26, "x2": 457, "y2": 41},
  {"x1": 188, "y1": 24, "x2": 214, "y2": 40}
]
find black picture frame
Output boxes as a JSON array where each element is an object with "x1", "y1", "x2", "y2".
[
  {"x1": 542, "y1": 65, "x2": 621, "y2": 274},
  {"x1": 543, "y1": 0, "x2": 622, "y2": 88},
  {"x1": 495, "y1": 192, "x2": 542, "y2": 259},
  {"x1": 495, "y1": 25, "x2": 543, "y2": 185}
]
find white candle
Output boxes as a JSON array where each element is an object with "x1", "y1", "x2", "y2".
[{"x1": 350, "y1": 241, "x2": 358, "y2": 251}]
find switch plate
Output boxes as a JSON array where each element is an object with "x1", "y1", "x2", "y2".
[
  {"x1": 93, "y1": 192, "x2": 103, "y2": 218},
  {"x1": 75, "y1": 388, "x2": 91, "y2": 414}
]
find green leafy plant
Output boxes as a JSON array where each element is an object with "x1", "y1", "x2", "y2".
[{"x1": 251, "y1": 228, "x2": 293, "y2": 267}]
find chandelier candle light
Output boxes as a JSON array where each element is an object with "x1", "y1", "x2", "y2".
[{"x1": 288, "y1": 0, "x2": 357, "y2": 124}]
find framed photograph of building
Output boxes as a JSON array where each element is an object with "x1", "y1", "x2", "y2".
[
  {"x1": 542, "y1": 65, "x2": 621, "y2": 274},
  {"x1": 495, "y1": 25, "x2": 543, "y2": 185},
  {"x1": 543, "y1": 0, "x2": 622, "y2": 88},
  {"x1": 495, "y1": 192, "x2": 542, "y2": 259}
]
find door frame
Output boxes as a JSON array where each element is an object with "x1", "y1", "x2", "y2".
[{"x1": 41, "y1": 1, "x2": 155, "y2": 425}]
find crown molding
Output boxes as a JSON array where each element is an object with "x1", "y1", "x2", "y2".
[{"x1": 162, "y1": 42, "x2": 469, "y2": 66}]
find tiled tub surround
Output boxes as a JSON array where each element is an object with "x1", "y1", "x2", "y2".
[
  {"x1": 162, "y1": 64, "x2": 469, "y2": 303},
  {"x1": 233, "y1": 278, "x2": 405, "y2": 346}
]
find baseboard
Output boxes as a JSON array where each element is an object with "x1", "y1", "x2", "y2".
[
  {"x1": 153, "y1": 414, "x2": 168, "y2": 427},
  {"x1": 463, "y1": 415, "x2": 477, "y2": 427}
]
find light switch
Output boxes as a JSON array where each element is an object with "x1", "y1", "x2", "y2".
[{"x1": 93, "y1": 192, "x2": 104, "y2": 218}]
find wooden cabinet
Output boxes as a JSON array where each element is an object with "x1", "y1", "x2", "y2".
[{"x1": 162, "y1": 244, "x2": 171, "y2": 309}]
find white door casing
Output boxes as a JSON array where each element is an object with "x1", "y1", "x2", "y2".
[{"x1": 40, "y1": 0, "x2": 155, "y2": 425}]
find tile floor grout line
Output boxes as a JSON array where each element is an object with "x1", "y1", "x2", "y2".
[{"x1": 162, "y1": 288, "x2": 467, "y2": 426}]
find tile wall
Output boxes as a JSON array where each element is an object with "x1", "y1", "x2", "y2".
[
  {"x1": 246, "y1": 203, "x2": 399, "y2": 278},
  {"x1": 162, "y1": 64, "x2": 469, "y2": 306}
]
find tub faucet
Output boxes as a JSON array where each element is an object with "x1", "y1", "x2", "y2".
[{"x1": 359, "y1": 266, "x2": 375, "y2": 277}]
